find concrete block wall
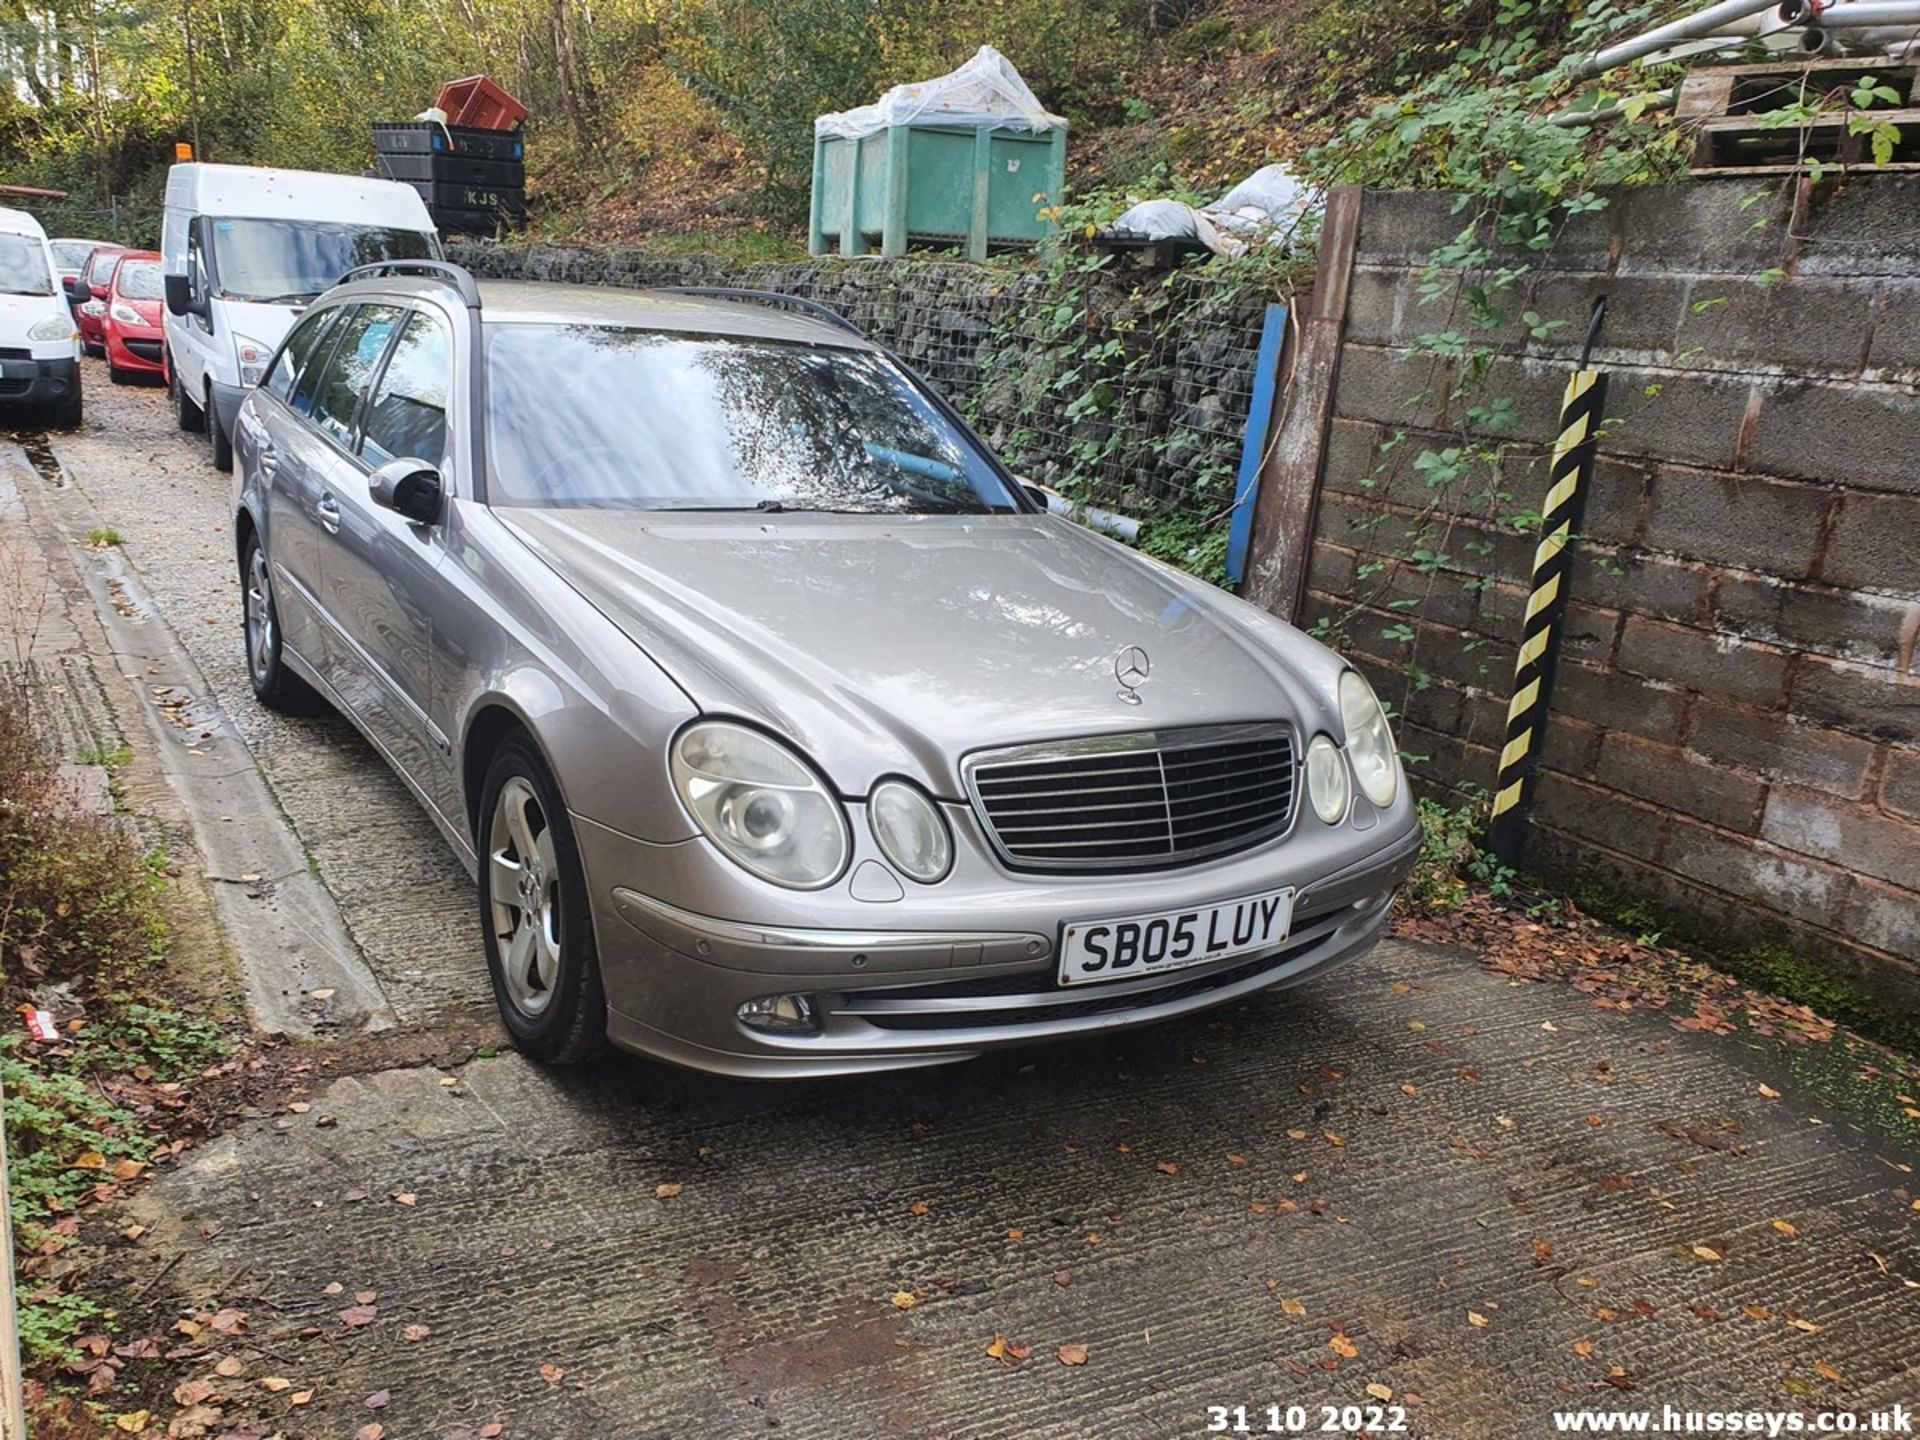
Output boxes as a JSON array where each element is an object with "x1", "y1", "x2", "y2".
[{"x1": 1306, "y1": 177, "x2": 1920, "y2": 995}]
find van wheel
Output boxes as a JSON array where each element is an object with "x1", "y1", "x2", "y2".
[
  {"x1": 53, "y1": 380, "x2": 82, "y2": 431},
  {"x1": 478, "y1": 738, "x2": 611, "y2": 1066},
  {"x1": 172, "y1": 361, "x2": 204, "y2": 433},
  {"x1": 207, "y1": 392, "x2": 233, "y2": 471}
]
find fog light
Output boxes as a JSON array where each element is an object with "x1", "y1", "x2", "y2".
[{"x1": 737, "y1": 993, "x2": 819, "y2": 1034}]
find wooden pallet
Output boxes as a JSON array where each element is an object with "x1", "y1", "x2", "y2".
[{"x1": 1679, "y1": 56, "x2": 1920, "y2": 175}]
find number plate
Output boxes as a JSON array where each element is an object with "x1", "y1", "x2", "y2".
[{"x1": 1058, "y1": 887, "x2": 1294, "y2": 987}]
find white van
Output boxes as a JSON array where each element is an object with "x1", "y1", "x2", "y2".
[
  {"x1": 0, "y1": 207, "x2": 83, "y2": 428},
  {"x1": 162, "y1": 163, "x2": 439, "y2": 470}
]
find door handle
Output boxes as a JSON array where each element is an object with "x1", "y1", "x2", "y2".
[
  {"x1": 316, "y1": 494, "x2": 341, "y2": 535},
  {"x1": 257, "y1": 440, "x2": 279, "y2": 478}
]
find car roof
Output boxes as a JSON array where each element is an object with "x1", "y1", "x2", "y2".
[{"x1": 326, "y1": 275, "x2": 877, "y2": 351}]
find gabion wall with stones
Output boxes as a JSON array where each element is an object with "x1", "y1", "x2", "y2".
[
  {"x1": 448, "y1": 243, "x2": 1270, "y2": 570},
  {"x1": 1307, "y1": 178, "x2": 1920, "y2": 999}
]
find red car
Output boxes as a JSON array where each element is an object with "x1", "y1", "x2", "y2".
[
  {"x1": 102, "y1": 251, "x2": 166, "y2": 383},
  {"x1": 74, "y1": 244, "x2": 126, "y2": 355}
]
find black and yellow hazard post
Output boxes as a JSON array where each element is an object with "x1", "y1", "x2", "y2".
[{"x1": 1487, "y1": 297, "x2": 1610, "y2": 868}]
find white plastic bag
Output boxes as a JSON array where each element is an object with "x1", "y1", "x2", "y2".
[
  {"x1": 1103, "y1": 164, "x2": 1321, "y2": 258},
  {"x1": 815, "y1": 45, "x2": 1068, "y2": 140}
]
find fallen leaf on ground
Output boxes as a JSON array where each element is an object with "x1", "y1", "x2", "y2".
[
  {"x1": 213, "y1": 1355, "x2": 245, "y2": 1378},
  {"x1": 403, "y1": 1324, "x2": 432, "y2": 1342},
  {"x1": 355, "y1": 1290, "x2": 377, "y2": 1305},
  {"x1": 1057, "y1": 1343, "x2": 1089, "y2": 1366},
  {"x1": 1226, "y1": 1153, "x2": 1246, "y2": 1166},
  {"x1": 338, "y1": 1304, "x2": 378, "y2": 1329},
  {"x1": 357, "y1": 1427, "x2": 384, "y2": 1440},
  {"x1": 392, "y1": 1192, "x2": 418, "y2": 1206},
  {"x1": 1323, "y1": 1131, "x2": 1346, "y2": 1147},
  {"x1": 1281, "y1": 1298, "x2": 1306, "y2": 1318},
  {"x1": 1573, "y1": 1339, "x2": 1595, "y2": 1358},
  {"x1": 908, "y1": 1202, "x2": 930, "y2": 1216},
  {"x1": 1155, "y1": 1161, "x2": 1178, "y2": 1175},
  {"x1": 1328, "y1": 1335, "x2": 1358, "y2": 1359},
  {"x1": 1691, "y1": 1245, "x2": 1725, "y2": 1263},
  {"x1": 1758, "y1": 1084, "x2": 1781, "y2": 1098},
  {"x1": 1772, "y1": 1220, "x2": 1799, "y2": 1237},
  {"x1": 1285, "y1": 1128, "x2": 1308, "y2": 1141},
  {"x1": 260, "y1": 1377, "x2": 292, "y2": 1392},
  {"x1": 366, "y1": 1389, "x2": 391, "y2": 1409},
  {"x1": 654, "y1": 1183, "x2": 682, "y2": 1199},
  {"x1": 1468, "y1": 1311, "x2": 1490, "y2": 1329},
  {"x1": 113, "y1": 1412, "x2": 148, "y2": 1433},
  {"x1": 890, "y1": 1291, "x2": 916, "y2": 1310},
  {"x1": 539, "y1": 1363, "x2": 565, "y2": 1385},
  {"x1": 1788, "y1": 1318, "x2": 1821, "y2": 1334},
  {"x1": 290, "y1": 1391, "x2": 314, "y2": 1406},
  {"x1": 1052, "y1": 1272, "x2": 1071, "y2": 1287},
  {"x1": 1367, "y1": 1384, "x2": 1393, "y2": 1401}
]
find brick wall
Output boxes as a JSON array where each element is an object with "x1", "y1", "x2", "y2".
[{"x1": 1302, "y1": 178, "x2": 1920, "y2": 997}]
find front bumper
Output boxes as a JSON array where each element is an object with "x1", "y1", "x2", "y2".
[
  {"x1": 582, "y1": 804, "x2": 1421, "y2": 1078},
  {"x1": 0, "y1": 355, "x2": 78, "y2": 409},
  {"x1": 107, "y1": 330, "x2": 165, "y2": 374}
]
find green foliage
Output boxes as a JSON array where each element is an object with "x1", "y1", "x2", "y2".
[
  {"x1": 1, "y1": 1044, "x2": 150, "y2": 1236},
  {"x1": 1404, "y1": 798, "x2": 1514, "y2": 913},
  {"x1": 72, "y1": 1001, "x2": 231, "y2": 1080},
  {"x1": 669, "y1": 0, "x2": 887, "y2": 222},
  {"x1": 0, "y1": 692, "x2": 168, "y2": 992},
  {"x1": 17, "y1": 1289, "x2": 105, "y2": 1368}
]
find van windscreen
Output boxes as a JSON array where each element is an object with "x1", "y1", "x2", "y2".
[
  {"x1": 207, "y1": 219, "x2": 438, "y2": 302},
  {"x1": 0, "y1": 235, "x2": 52, "y2": 296}
]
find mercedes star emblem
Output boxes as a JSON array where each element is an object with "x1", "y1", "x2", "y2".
[{"x1": 1114, "y1": 645, "x2": 1151, "y2": 705}]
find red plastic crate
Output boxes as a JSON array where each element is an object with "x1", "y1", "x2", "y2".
[{"x1": 434, "y1": 76, "x2": 527, "y2": 132}]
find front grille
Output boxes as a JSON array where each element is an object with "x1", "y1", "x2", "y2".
[
  {"x1": 0, "y1": 379, "x2": 29, "y2": 397},
  {"x1": 0, "y1": 348, "x2": 29, "y2": 362},
  {"x1": 964, "y1": 723, "x2": 1297, "y2": 873}
]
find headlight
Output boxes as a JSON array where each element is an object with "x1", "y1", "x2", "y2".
[
  {"x1": 1339, "y1": 670, "x2": 1399, "y2": 809},
  {"x1": 82, "y1": 300, "x2": 105, "y2": 317},
  {"x1": 27, "y1": 315, "x2": 74, "y2": 341},
  {"x1": 109, "y1": 301, "x2": 142, "y2": 326},
  {"x1": 670, "y1": 721, "x2": 850, "y2": 889},
  {"x1": 1305, "y1": 733, "x2": 1350, "y2": 825},
  {"x1": 868, "y1": 779, "x2": 953, "y2": 883},
  {"x1": 235, "y1": 334, "x2": 272, "y2": 387}
]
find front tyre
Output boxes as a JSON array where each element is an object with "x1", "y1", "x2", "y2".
[
  {"x1": 240, "y1": 533, "x2": 312, "y2": 710},
  {"x1": 479, "y1": 739, "x2": 611, "y2": 1065},
  {"x1": 208, "y1": 394, "x2": 233, "y2": 471},
  {"x1": 171, "y1": 358, "x2": 204, "y2": 433}
]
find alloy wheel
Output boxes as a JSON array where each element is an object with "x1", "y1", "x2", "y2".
[
  {"x1": 245, "y1": 548, "x2": 276, "y2": 684},
  {"x1": 488, "y1": 775, "x2": 562, "y2": 1018}
]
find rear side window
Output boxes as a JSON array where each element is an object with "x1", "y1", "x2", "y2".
[
  {"x1": 310, "y1": 305, "x2": 403, "y2": 448},
  {"x1": 266, "y1": 308, "x2": 339, "y2": 405},
  {"x1": 360, "y1": 312, "x2": 451, "y2": 468},
  {"x1": 87, "y1": 250, "x2": 122, "y2": 285}
]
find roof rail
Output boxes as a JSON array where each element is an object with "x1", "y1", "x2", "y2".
[
  {"x1": 655, "y1": 286, "x2": 867, "y2": 340},
  {"x1": 336, "y1": 259, "x2": 482, "y2": 310}
]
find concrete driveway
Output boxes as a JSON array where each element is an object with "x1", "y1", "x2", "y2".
[{"x1": 11, "y1": 370, "x2": 1920, "y2": 1439}]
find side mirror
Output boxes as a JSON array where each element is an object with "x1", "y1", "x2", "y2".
[
  {"x1": 163, "y1": 272, "x2": 204, "y2": 319},
  {"x1": 1020, "y1": 481, "x2": 1057, "y2": 513},
  {"x1": 369, "y1": 458, "x2": 444, "y2": 525},
  {"x1": 64, "y1": 275, "x2": 90, "y2": 303}
]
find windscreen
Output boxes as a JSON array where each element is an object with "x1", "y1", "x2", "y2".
[
  {"x1": 207, "y1": 220, "x2": 438, "y2": 302},
  {"x1": 49, "y1": 240, "x2": 93, "y2": 272},
  {"x1": 0, "y1": 236, "x2": 53, "y2": 295},
  {"x1": 116, "y1": 260, "x2": 163, "y2": 301},
  {"x1": 485, "y1": 325, "x2": 1021, "y2": 515}
]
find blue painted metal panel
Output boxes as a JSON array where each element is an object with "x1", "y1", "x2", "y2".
[{"x1": 1226, "y1": 302, "x2": 1289, "y2": 587}]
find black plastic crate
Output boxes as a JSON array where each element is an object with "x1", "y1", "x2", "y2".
[
  {"x1": 377, "y1": 151, "x2": 525, "y2": 188},
  {"x1": 407, "y1": 179, "x2": 526, "y2": 217},
  {"x1": 432, "y1": 206, "x2": 521, "y2": 237},
  {"x1": 373, "y1": 121, "x2": 525, "y2": 164}
]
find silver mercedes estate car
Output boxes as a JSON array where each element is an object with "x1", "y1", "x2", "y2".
[{"x1": 230, "y1": 260, "x2": 1420, "y2": 1076}]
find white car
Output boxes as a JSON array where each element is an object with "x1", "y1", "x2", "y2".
[
  {"x1": 0, "y1": 209, "x2": 82, "y2": 428},
  {"x1": 161, "y1": 162, "x2": 439, "y2": 471}
]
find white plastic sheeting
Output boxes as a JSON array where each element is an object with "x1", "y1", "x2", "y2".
[
  {"x1": 1104, "y1": 164, "x2": 1321, "y2": 258},
  {"x1": 814, "y1": 45, "x2": 1068, "y2": 140}
]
